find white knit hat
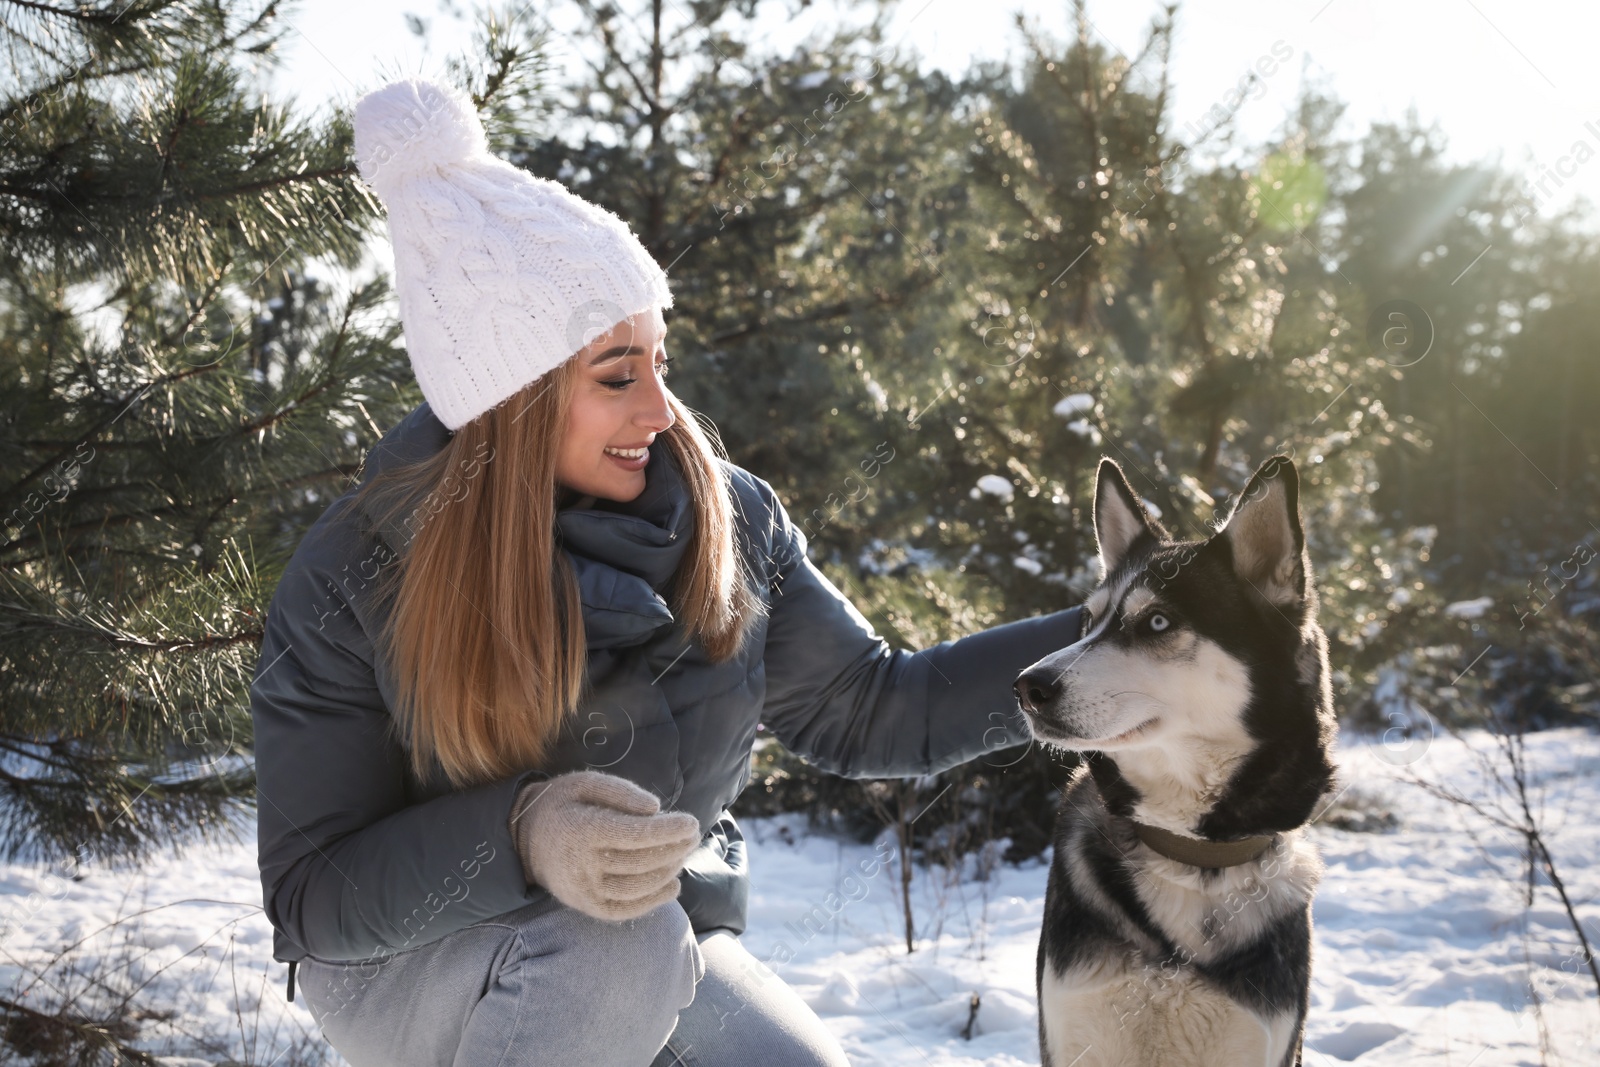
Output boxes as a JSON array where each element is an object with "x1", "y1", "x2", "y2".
[{"x1": 351, "y1": 78, "x2": 674, "y2": 431}]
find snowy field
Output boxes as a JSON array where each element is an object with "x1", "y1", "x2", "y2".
[{"x1": 1, "y1": 726, "x2": 1596, "y2": 1066}]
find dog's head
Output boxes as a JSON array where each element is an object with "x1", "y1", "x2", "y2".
[{"x1": 1015, "y1": 455, "x2": 1338, "y2": 837}]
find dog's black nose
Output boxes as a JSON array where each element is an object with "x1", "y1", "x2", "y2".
[{"x1": 1014, "y1": 669, "x2": 1060, "y2": 714}]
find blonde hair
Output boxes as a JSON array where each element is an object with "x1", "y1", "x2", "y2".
[{"x1": 348, "y1": 358, "x2": 766, "y2": 787}]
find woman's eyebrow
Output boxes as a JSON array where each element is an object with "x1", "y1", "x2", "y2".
[
  {"x1": 588, "y1": 340, "x2": 666, "y2": 365},
  {"x1": 588, "y1": 345, "x2": 642, "y2": 365}
]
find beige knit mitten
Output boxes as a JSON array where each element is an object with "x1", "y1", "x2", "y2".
[{"x1": 507, "y1": 770, "x2": 702, "y2": 922}]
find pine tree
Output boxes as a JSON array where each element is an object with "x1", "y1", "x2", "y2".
[{"x1": 0, "y1": 0, "x2": 551, "y2": 867}]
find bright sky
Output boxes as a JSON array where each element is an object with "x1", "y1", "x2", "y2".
[{"x1": 260, "y1": 0, "x2": 1600, "y2": 228}]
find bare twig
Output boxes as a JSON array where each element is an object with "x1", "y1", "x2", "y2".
[{"x1": 1404, "y1": 692, "x2": 1600, "y2": 1021}]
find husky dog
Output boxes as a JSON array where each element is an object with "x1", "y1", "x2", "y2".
[{"x1": 1013, "y1": 456, "x2": 1338, "y2": 1067}]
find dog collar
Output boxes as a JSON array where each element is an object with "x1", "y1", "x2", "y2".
[{"x1": 1132, "y1": 822, "x2": 1275, "y2": 868}]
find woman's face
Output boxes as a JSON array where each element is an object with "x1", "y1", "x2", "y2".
[{"x1": 556, "y1": 307, "x2": 676, "y2": 504}]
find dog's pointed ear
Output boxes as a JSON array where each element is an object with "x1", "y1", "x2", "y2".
[
  {"x1": 1217, "y1": 455, "x2": 1308, "y2": 610},
  {"x1": 1093, "y1": 458, "x2": 1166, "y2": 575}
]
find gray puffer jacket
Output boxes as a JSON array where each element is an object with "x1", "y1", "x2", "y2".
[{"x1": 250, "y1": 401, "x2": 1083, "y2": 979}]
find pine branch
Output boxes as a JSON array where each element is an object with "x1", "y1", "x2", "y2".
[
  {"x1": 0, "y1": 60, "x2": 147, "y2": 130},
  {"x1": 0, "y1": 363, "x2": 211, "y2": 502},
  {"x1": 0, "y1": 735, "x2": 84, "y2": 774},
  {"x1": 707, "y1": 276, "x2": 930, "y2": 348},
  {"x1": 574, "y1": 0, "x2": 666, "y2": 117},
  {"x1": 191, "y1": 163, "x2": 356, "y2": 201},
  {"x1": 0, "y1": 266, "x2": 232, "y2": 505},
  {"x1": 2, "y1": 0, "x2": 143, "y2": 24}
]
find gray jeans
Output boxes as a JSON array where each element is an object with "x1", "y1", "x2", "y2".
[{"x1": 295, "y1": 895, "x2": 851, "y2": 1067}]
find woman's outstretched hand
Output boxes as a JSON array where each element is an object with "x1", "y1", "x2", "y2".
[{"x1": 508, "y1": 770, "x2": 702, "y2": 922}]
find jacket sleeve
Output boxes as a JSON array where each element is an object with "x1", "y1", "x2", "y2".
[
  {"x1": 250, "y1": 512, "x2": 550, "y2": 963},
  {"x1": 754, "y1": 479, "x2": 1085, "y2": 779}
]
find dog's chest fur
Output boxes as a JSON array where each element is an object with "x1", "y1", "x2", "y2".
[
  {"x1": 1038, "y1": 965, "x2": 1300, "y2": 1067},
  {"x1": 1035, "y1": 773, "x2": 1322, "y2": 1067}
]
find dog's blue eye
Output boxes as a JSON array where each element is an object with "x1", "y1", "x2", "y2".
[{"x1": 1147, "y1": 613, "x2": 1171, "y2": 632}]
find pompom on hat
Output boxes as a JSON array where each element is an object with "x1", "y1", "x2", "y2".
[{"x1": 352, "y1": 78, "x2": 673, "y2": 430}]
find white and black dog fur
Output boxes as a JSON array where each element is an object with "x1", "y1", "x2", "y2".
[{"x1": 1013, "y1": 455, "x2": 1338, "y2": 1067}]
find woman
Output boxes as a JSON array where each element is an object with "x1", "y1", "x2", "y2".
[{"x1": 250, "y1": 79, "x2": 1083, "y2": 1067}]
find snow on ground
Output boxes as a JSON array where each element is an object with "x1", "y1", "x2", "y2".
[{"x1": 1, "y1": 726, "x2": 1596, "y2": 1066}]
